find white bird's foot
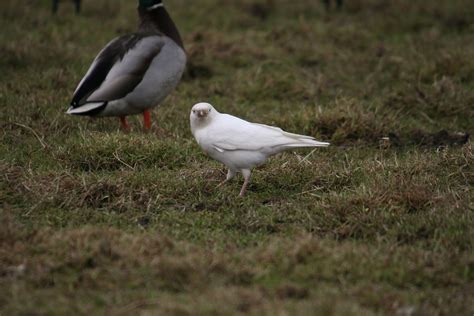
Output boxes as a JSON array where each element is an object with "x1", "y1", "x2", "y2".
[
  {"x1": 216, "y1": 169, "x2": 236, "y2": 188},
  {"x1": 239, "y1": 169, "x2": 251, "y2": 197},
  {"x1": 216, "y1": 179, "x2": 228, "y2": 188}
]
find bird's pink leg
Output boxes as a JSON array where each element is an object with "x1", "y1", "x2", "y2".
[
  {"x1": 120, "y1": 116, "x2": 129, "y2": 131},
  {"x1": 239, "y1": 169, "x2": 251, "y2": 197},
  {"x1": 143, "y1": 110, "x2": 151, "y2": 131}
]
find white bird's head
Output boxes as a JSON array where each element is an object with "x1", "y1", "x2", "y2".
[{"x1": 190, "y1": 102, "x2": 217, "y2": 123}]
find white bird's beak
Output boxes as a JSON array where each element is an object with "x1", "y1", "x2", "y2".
[{"x1": 196, "y1": 110, "x2": 208, "y2": 118}]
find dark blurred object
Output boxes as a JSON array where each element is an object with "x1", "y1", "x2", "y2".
[
  {"x1": 52, "y1": 0, "x2": 82, "y2": 14},
  {"x1": 387, "y1": 130, "x2": 469, "y2": 147},
  {"x1": 247, "y1": 0, "x2": 274, "y2": 21},
  {"x1": 322, "y1": 0, "x2": 343, "y2": 11}
]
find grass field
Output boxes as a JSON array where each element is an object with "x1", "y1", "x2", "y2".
[{"x1": 1, "y1": 0, "x2": 473, "y2": 314}]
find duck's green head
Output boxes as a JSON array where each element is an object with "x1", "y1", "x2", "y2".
[{"x1": 139, "y1": 0, "x2": 163, "y2": 10}]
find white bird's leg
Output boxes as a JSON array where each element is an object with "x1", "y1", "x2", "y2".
[
  {"x1": 217, "y1": 169, "x2": 236, "y2": 188},
  {"x1": 239, "y1": 169, "x2": 252, "y2": 197}
]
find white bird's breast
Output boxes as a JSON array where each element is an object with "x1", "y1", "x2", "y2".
[{"x1": 194, "y1": 128, "x2": 268, "y2": 171}]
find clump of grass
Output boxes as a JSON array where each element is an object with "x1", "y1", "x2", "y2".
[
  {"x1": 54, "y1": 132, "x2": 199, "y2": 171},
  {"x1": 311, "y1": 99, "x2": 390, "y2": 144}
]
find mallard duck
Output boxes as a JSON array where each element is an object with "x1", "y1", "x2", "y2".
[
  {"x1": 52, "y1": 0, "x2": 81, "y2": 14},
  {"x1": 67, "y1": 0, "x2": 186, "y2": 131}
]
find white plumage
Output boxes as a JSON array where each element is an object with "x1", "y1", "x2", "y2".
[{"x1": 190, "y1": 102, "x2": 330, "y2": 196}]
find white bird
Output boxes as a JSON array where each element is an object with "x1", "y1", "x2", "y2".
[{"x1": 190, "y1": 102, "x2": 330, "y2": 196}]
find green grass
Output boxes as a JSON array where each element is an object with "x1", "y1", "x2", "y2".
[{"x1": 1, "y1": 0, "x2": 473, "y2": 315}]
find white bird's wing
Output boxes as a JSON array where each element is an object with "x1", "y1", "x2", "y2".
[{"x1": 208, "y1": 114, "x2": 328, "y2": 152}]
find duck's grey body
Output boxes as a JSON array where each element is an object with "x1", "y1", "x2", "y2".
[
  {"x1": 67, "y1": 0, "x2": 186, "y2": 129},
  {"x1": 83, "y1": 35, "x2": 186, "y2": 117}
]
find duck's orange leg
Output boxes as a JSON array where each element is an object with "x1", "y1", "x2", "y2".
[
  {"x1": 120, "y1": 116, "x2": 129, "y2": 131},
  {"x1": 143, "y1": 110, "x2": 151, "y2": 131}
]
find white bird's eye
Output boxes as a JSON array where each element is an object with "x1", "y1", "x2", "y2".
[
  {"x1": 192, "y1": 110, "x2": 196, "y2": 114},
  {"x1": 208, "y1": 109, "x2": 211, "y2": 112}
]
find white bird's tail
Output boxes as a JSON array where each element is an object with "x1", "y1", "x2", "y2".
[
  {"x1": 253, "y1": 123, "x2": 330, "y2": 149},
  {"x1": 281, "y1": 138, "x2": 330, "y2": 149}
]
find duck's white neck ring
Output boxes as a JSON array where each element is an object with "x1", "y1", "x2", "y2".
[{"x1": 147, "y1": 3, "x2": 164, "y2": 11}]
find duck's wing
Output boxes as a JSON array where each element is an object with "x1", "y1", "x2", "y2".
[
  {"x1": 67, "y1": 33, "x2": 164, "y2": 115},
  {"x1": 209, "y1": 114, "x2": 329, "y2": 152}
]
